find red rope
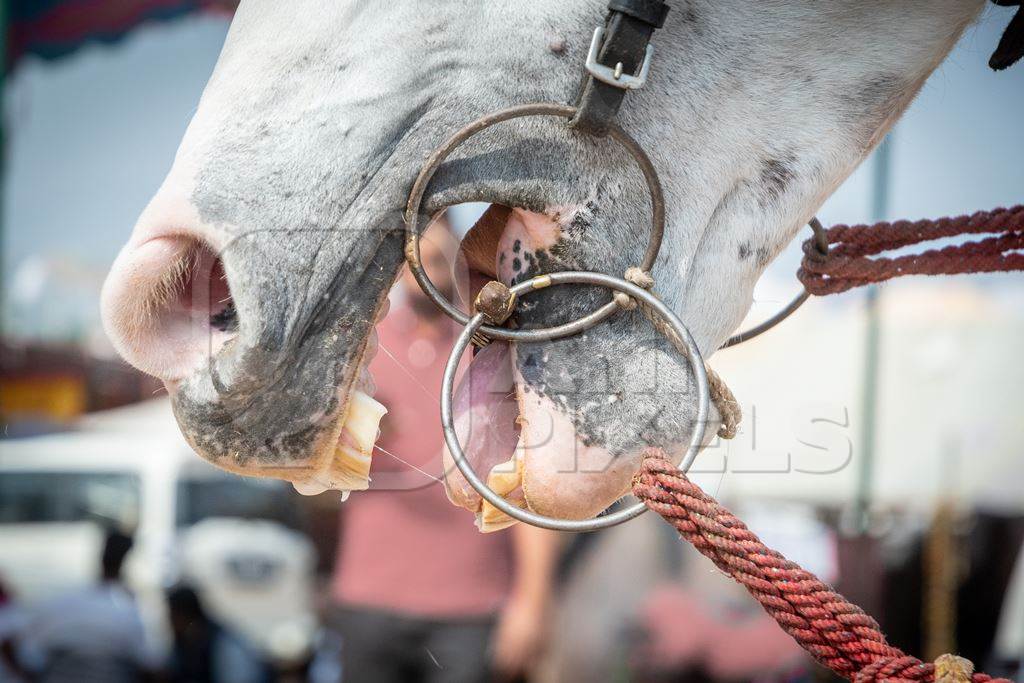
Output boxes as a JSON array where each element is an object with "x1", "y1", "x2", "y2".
[
  {"x1": 631, "y1": 452, "x2": 1014, "y2": 683},
  {"x1": 798, "y1": 205, "x2": 1024, "y2": 295}
]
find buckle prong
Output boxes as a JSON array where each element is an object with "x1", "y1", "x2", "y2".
[{"x1": 585, "y1": 27, "x2": 653, "y2": 90}]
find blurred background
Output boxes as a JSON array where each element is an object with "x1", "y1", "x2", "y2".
[{"x1": 0, "y1": 2, "x2": 1022, "y2": 682}]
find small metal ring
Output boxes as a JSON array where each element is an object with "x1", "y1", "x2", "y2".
[
  {"x1": 721, "y1": 217, "x2": 827, "y2": 349},
  {"x1": 405, "y1": 103, "x2": 666, "y2": 342},
  {"x1": 440, "y1": 270, "x2": 709, "y2": 532}
]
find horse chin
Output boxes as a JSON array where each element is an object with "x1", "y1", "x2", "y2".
[{"x1": 442, "y1": 337, "x2": 685, "y2": 531}]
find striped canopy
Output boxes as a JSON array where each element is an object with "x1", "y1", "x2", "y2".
[{"x1": 7, "y1": 0, "x2": 238, "y2": 71}]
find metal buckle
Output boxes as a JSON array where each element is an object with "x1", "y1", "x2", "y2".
[{"x1": 585, "y1": 26, "x2": 654, "y2": 90}]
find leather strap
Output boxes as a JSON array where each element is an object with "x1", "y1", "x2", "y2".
[
  {"x1": 573, "y1": 0, "x2": 1018, "y2": 135},
  {"x1": 570, "y1": 0, "x2": 669, "y2": 136},
  {"x1": 989, "y1": 0, "x2": 1024, "y2": 70},
  {"x1": 608, "y1": 0, "x2": 670, "y2": 28}
]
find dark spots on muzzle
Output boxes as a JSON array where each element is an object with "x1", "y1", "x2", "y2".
[
  {"x1": 173, "y1": 387, "x2": 334, "y2": 470},
  {"x1": 516, "y1": 327, "x2": 696, "y2": 456},
  {"x1": 508, "y1": 245, "x2": 575, "y2": 321}
]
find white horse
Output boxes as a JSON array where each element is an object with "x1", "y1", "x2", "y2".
[{"x1": 101, "y1": 0, "x2": 1016, "y2": 522}]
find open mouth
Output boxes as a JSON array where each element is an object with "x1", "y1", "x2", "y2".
[
  {"x1": 288, "y1": 204, "x2": 536, "y2": 515},
  {"x1": 287, "y1": 205, "x2": 519, "y2": 503},
  {"x1": 291, "y1": 202, "x2": 654, "y2": 528},
  {"x1": 290, "y1": 307, "x2": 389, "y2": 499},
  {"x1": 441, "y1": 203, "x2": 633, "y2": 531}
]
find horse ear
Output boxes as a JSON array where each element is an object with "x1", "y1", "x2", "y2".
[{"x1": 989, "y1": 2, "x2": 1024, "y2": 70}]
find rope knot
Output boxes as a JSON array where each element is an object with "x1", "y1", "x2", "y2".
[
  {"x1": 934, "y1": 654, "x2": 974, "y2": 683},
  {"x1": 625, "y1": 266, "x2": 656, "y2": 289},
  {"x1": 614, "y1": 266, "x2": 655, "y2": 310}
]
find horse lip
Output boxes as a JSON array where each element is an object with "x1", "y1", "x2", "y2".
[{"x1": 169, "y1": 327, "x2": 368, "y2": 480}]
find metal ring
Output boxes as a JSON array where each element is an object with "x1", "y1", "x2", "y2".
[
  {"x1": 405, "y1": 102, "x2": 666, "y2": 342},
  {"x1": 440, "y1": 270, "x2": 709, "y2": 532},
  {"x1": 721, "y1": 217, "x2": 828, "y2": 349}
]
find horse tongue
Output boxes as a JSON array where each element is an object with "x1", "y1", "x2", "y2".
[{"x1": 441, "y1": 341, "x2": 524, "y2": 531}]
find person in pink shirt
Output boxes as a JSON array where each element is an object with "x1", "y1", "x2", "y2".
[{"x1": 329, "y1": 225, "x2": 559, "y2": 683}]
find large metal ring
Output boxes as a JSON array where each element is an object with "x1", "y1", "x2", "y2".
[
  {"x1": 405, "y1": 103, "x2": 666, "y2": 342},
  {"x1": 440, "y1": 270, "x2": 709, "y2": 532},
  {"x1": 721, "y1": 217, "x2": 828, "y2": 349}
]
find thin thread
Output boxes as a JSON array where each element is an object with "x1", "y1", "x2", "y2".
[
  {"x1": 378, "y1": 342, "x2": 440, "y2": 405},
  {"x1": 373, "y1": 444, "x2": 443, "y2": 483}
]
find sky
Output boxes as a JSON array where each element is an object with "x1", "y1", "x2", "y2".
[{"x1": 2, "y1": 6, "x2": 1022, "y2": 341}]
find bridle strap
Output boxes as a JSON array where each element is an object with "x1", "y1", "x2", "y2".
[
  {"x1": 608, "y1": 0, "x2": 671, "y2": 28},
  {"x1": 570, "y1": 0, "x2": 669, "y2": 136},
  {"x1": 989, "y1": 0, "x2": 1024, "y2": 70}
]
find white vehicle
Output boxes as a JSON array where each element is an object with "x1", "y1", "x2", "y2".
[{"x1": 0, "y1": 399, "x2": 317, "y2": 664}]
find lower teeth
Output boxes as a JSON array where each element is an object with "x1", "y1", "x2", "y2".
[
  {"x1": 477, "y1": 457, "x2": 526, "y2": 533},
  {"x1": 292, "y1": 390, "x2": 387, "y2": 497}
]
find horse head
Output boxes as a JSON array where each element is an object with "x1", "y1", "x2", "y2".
[{"x1": 101, "y1": 0, "x2": 987, "y2": 522}]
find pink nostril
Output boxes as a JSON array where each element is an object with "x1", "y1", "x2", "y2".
[
  {"x1": 180, "y1": 244, "x2": 237, "y2": 333},
  {"x1": 101, "y1": 235, "x2": 238, "y2": 382}
]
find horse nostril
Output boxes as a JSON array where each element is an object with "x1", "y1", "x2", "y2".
[
  {"x1": 190, "y1": 244, "x2": 237, "y2": 334},
  {"x1": 209, "y1": 300, "x2": 238, "y2": 333},
  {"x1": 101, "y1": 235, "x2": 240, "y2": 382}
]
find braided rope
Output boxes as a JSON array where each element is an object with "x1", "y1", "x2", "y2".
[
  {"x1": 631, "y1": 452, "x2": 1013, "y2": 683},
  {"x1": 798, "y1": 205, "x2": 1024, "y2": 295}
]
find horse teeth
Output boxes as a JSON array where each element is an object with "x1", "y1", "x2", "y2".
[
  {"x1": 342, "y1": 390, "x2": 386, "y2": 454},
  {"x1": 476, "y1": 457, "x2": 526, "y2": 532},
  {"x1": 292, "y1": 480, "x2": 330, "y2": 496},
  {"x1": 291, "y1": 390, "x2": 386, "y2": 497}
]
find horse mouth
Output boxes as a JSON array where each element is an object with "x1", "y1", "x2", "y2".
[
  {"x1": 102, "y1": 223, "x2": 400, "y2": 493},
  {"x1": 299, "y1": 201, "x2": 683, "y2": 524},
  {"x1": 285, "y1": 204, "x2": 546, "y2": 520},
  {"x1": 443, "y1": 340, "x2": 525, "y2": 531},
  {"x1": 289, "y1": 325, "x2": 388, "y2": 498},
  {"x1": 439, "y1": 204, "x2": 650, "y2": 530}
]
